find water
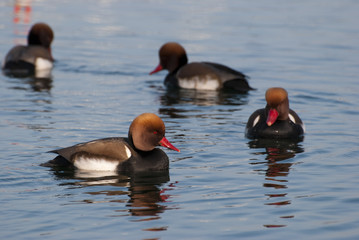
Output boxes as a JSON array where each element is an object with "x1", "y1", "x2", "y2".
[{"x1": 1, "y1": 0, "x2": 359, "y2": 239}]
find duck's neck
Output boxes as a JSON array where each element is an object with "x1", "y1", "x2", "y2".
[{"x1": 266, "y1": 98, "x2": 290, "y2": 121}]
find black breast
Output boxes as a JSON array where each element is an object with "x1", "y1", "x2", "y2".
[
  {"x1": 117, "y1": 148, "x2": 169, "y2": 173},
  {"x1": 246, "y1": 109, "x2": 304, "y2": 140}
]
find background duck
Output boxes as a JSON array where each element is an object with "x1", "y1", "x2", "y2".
[
  {"x1": 150, "y1": 42, "x2": 253, "y2": 92},
  {"x1": 2, "y1": 22, "x2": 54, "y2": 77}
]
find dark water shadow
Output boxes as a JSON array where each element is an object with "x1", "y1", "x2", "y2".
[
  {"x1": 247, "y1": 139, "x2": 304, "y2": 228},
  {"x1": 47, "y1": 166, "x2": 176, "y2": 228}
]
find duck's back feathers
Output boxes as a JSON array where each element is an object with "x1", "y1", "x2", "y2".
[
  {"x1": 50, "y1": 137, "x2": 132, "y2": 163},
  {"x1": 202, "y1": 62, "x2": 248, "y2": 79}
]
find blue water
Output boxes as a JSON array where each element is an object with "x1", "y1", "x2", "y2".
[{"x1": 1, "y1": 0, "x2": 359, "y2": 239}]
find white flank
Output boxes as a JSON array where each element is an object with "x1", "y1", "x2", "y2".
[
  {"x1": 35, "y1": 58, "x2": 53, "y2": 78},
  {"x1": 179, "y1": 75, "x2": 220, "y2": 90},
  {"x1": 253, "y1": 115, "x2": 260, "y2": 127},
  {"x1": 124, "y1": 145, "x2": 132, "y2": 158},
  {"x1": 74, "y1": 157, "x2": 119, "y2": 171},
  {"x1": 35, "y1": 57, "x2": 53, "y2": 70}
]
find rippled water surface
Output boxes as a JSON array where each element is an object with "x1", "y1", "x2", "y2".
[{"x1": 1, "y1": 0, "x2": 359, "y2": 239}]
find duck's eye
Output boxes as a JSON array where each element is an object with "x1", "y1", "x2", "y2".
[{"x1": 153, "y1": 131, "x2": 158, "y2": 134}]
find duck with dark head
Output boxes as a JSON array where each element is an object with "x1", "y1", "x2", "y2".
[
  {"x1": 150, "y1": 42, "x2": 253, "y2": 93},
  {"x1": 3, "y1": 22, "x2": 54, "y2": 78}
]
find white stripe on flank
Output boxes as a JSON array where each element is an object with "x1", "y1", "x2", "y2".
[
  {"x1": 124, "y1": 145, "x2": 132, "y2": 158},
  {"x1": 288, "y1": 114, "x2": 296, "y2": 123},
  {"x1": 74, "y1": 157, "x2": 119, "y2": 171},
  {"x1": 253, "y1": 115, "x2": 260, "y2": 127}
]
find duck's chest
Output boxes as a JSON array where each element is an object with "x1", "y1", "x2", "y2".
[
  {"x1": 117, "y1": 148, "x2": 169, "y2": 172},
  {"x1": 252, "y1": 119, "x2": 303, "y2": 139}
]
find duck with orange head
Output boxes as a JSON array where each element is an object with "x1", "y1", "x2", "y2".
[
  {"x1": 44, "y1": 113, "x2": 180, "y2": 173},
  {"x1": 246, "y1": 87, "x2": 305, "y2": 140}
]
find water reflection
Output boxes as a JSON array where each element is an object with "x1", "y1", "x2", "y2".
[
  {"x1": 5, "y1": 75, "x2": 53, "y2": 92},
  {"x1": 248, "y1": 139, "x2": 304, "y2": 228},
  {"x1": 48, "y1": 167, "x2": 174, "y2": 227},
  {"x1": 162, "y1": 88, "x2": 249, "y2": 106},
  {"x1": 158, "y1": 87, "x2": 249, "y2": 118}
]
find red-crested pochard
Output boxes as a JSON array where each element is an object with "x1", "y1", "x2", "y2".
[
  {"x1": 245, "y1": 87, "x2": 305, "y2": 139},
  {"x1": 150, "y1": 42, "x2": 253, "y2": 92},
  {"x1": 45, "y1": 113, "x2": 180, "y2": 172},
  {"x1": 2, "y1": 22, "x2": 54, "y2": 77}
]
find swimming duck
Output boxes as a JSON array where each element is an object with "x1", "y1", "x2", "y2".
[
  {"x1": 150, "y1": 42, "x2": 253, "y2": 92},
  {"x1": 2, "y1": 22, "x2": 54, "y2": 77},
  {"x1": 46, "y1": 113, "x2": 180, "y2": 172},
  {"x1": 245, "y1": 87, "x2": 304, "y2": 139}
]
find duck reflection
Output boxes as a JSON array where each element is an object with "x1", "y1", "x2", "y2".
[
  {"x1": 48, "y1": 167, "x2": 174, "y2": 222},
  {"x1": 158, "y1": 87, "x2": 249, "y2": 118},
  {"x1": 5, "y1": 75, "x2": 53, "y2": 92},
  {"x1": 248, "y1": 139, "x2": 304, "y2": 227},
  {"x1": 3, "y1": 71, "x2": 53, "y2": 94},
  {"x1": 162, "y1": 88, "x2": 249, "y2": 106}
]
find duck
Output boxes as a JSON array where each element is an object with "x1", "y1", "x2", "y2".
[
  {"x1": 44, "y1": 113, "x2": 180, "y2": 172},
  {"x1": 2, "y1": 22, "x2": 54, "y2": 77},
  {"x1": 149, "y1": 42, "x2": 253, "y2": 92},
  {"x1": 245, "y1": 87, "x2": 305, "y2": 139}
]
